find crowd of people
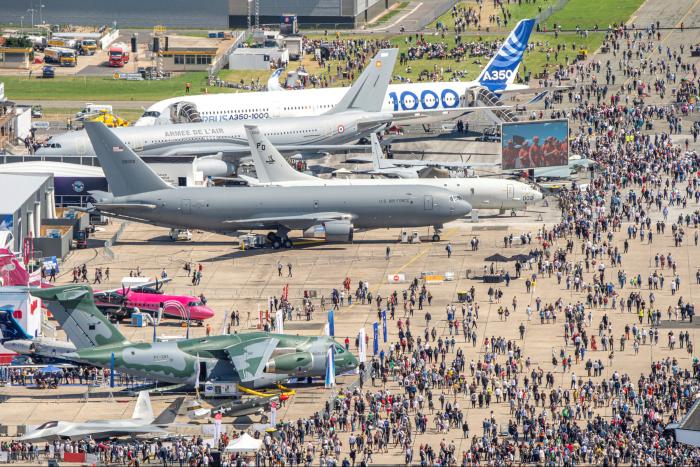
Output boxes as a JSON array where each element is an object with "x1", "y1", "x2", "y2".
[{"x1": 4, "y1": 4, "x2": 700, "y2": 466}]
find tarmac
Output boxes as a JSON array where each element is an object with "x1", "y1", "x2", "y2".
[{"x1": 3, "y1": 0, "x2": 700, "y2": 463}]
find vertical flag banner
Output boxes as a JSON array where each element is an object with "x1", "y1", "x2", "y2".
[
  {"x1": 275, "y1": 308, "x2": 284, "y2": 334},
  {"x1": 358, "y1": 328, "x2": 367, "y2": 368},
  {"x1": 270, "y1": 401, "x2": 277, "y2": 427},
  {"x1": 327, "y1": 310, "x2": 335, "y2": 336},
  {"x1": 110, "y1": 352, "x2": 115, "y2": 388},
  {"x1": 382, "y1": 310, "x2": 387, "y2": 342},
  {"x1": 373, "y1": 322, "x2": 379, "y2": 355},
  {"x1": 325, "y1": 346, "x2": 336, "y2": 388}
]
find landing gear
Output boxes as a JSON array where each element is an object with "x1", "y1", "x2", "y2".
[
  {"x1": 432, "y1": 225, "x2": 442, "y2": 242},
  {"x1": 511, "y1": 209, "x2": 517, "y2": 217},
  {"x1": 267, "y1": 229, "x2": 293, "y2": 249}
]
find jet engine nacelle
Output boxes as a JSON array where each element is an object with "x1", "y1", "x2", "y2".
[
  {"x1": 264, "y1": 351, "x2": 313, "y2": 374},
  {"x1": 195, "y1": 158, "x2": 236, "y2": 177},
  {"x1": 323, "y1": 221, "x2": 354, "y2": 243}
]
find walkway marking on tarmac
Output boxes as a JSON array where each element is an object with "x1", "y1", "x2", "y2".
[
  {"x1": 392, "y1": 227, "x2": 458, "y2": 275},
  {"x1": 623, "y1": 0, "x2": 700, "y2": 86},
  {"x1": 374, "y1": 2, "x2": 424, "y2": 31}
]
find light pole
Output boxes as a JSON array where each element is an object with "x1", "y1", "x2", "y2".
[
  {"x1": 39, "y1": 4, "x2": 45, "y2": 25},
  {"x1": 27, "y1": 8, "x2": 36, "y2": 28},
  {"x1": 20, "y1": 16, "x2": 24, "y2": 33}
]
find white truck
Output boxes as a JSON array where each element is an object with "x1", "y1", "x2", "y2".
[{"x1": 75, "y1": 103, "x2": 113, "y2": 120}]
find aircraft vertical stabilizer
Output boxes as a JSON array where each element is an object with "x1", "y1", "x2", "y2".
[
  {"x1": 30, "y1": 285, "x2": 130, "y2": 349},
  {"x1": 133, "y1": 391, "x2": 155, "y2": 421},
  {"x1": 326, "y1": 48, "x2": 398, "y2": 114},
  {"x1": 245, "y1": 125, "x2": 316, "y2": 183},
  {"x1": 84, "y1": 122, "x2": 172, "y2": 197},
  {"x1": 477, "y1": 19, "x2": 535, "y2": 91},
  {"x1": 370, "y1": 133, "x2": 391, "y2": 170}
]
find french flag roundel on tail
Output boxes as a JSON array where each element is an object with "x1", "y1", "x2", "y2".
[{"x1": 477, "y1": 18, "x2": 536, "y2": 92}]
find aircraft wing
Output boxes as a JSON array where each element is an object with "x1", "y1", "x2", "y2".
[
  {"x1": 157, "y1": 144, "x2": 369, "y2": 159},
  {"x1": 389, "y1": 159, "x2": 500, "y2": 170},
  {"x1": 223, "y1": 211, "x2": 352, "y2": 230},
  {"x1": 344, "y1": 156, "x2": 373, "y2": 164},
  {"x1": 53, "y1": 424, "x2": 168, "y2": 440},
  {"x1": 225, "y1": 337, "x2": 279, "y2": 382}
]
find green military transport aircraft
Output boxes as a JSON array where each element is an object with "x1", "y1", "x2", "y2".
[{"x1": 31, "y1": 285, "x2": 358, "y2": 388}]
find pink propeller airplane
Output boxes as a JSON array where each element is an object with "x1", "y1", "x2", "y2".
[
  {"x1": 0, "y1": 249, "x2": 215, "y2": 325},
  {"x1": 93, "y1": 281, "x2": 216, "y2": 325}
]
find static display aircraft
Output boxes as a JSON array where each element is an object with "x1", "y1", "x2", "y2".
[
  {"x1": 82, "y1": 122, "x2": 470, "y2": 246},
  {"x1": 30, "y1": 285, "x2": 359, "y2": 388},
  {"x1": 0, "y1": 308, "x2": 77, "y2": 362},
  {"x1": 132, "y1": 19, "x2": 536, "y2": 127},
  {"x1": 243, "y1": 126, "x2": 542, "y2": 213},
  {"x1": 37, "y1": 47, "x2": 510, "y2": 174},
  {"x1": 93, "y1": 281, "x2": 215, "y2": 324},
  {"x1": 20, "y1": 391, "x2": 179, "y2": 441},
  {"x1": 348, "y1": 134, "x2": 497, "y2": 178}
]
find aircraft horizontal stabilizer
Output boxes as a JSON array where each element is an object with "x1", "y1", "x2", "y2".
[{"x1": 94, "y1": 202, "x2": 158, "y2": 210}]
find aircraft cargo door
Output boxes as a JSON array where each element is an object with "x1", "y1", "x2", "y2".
[
  {"x1": 181, "y1": 199, "x2": 191, "y2": 214},
  {"x1": 424, "y1": 195, "x2": 433, "y2": 210}
]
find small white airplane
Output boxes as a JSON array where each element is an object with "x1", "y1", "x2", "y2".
[
  {"x1": 20, "y1": 392, "x2": 180, "y2": 441},
  {"x1": 348, "y1": 134, "x2": 499, "y2": 178}
]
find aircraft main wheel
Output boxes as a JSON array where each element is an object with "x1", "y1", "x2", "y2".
[
  {"x1": 266, "y1": 232, "x2": 277, "y2": 242},
  {"x1": 272, "y1": 239, "x2": 282, "y2": 249},
  {"x1": 283, "y1": 239, "x2": 292, "y2": 248},
  {"x1": 432, "y1": 234, "x2": 441, "y2": 242}
]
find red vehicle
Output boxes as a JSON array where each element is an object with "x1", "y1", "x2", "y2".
[{"x1": 108, "y1": 43, "x2": 130, "y2": 67}]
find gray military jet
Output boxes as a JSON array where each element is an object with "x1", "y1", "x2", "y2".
[
  {"x1": 82, "y1": 122, "x2": 471, "y2": 247},
  {"x1": 20, "y1": 391, "x2": 180, "y2": 441}
]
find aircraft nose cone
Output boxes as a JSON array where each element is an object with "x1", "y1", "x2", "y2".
[
  {"x1": 455, "y1": 200, "x2": 472, "y2": 217},
  {"x1": 197, "y1": 307, "x2": 216, "y2": 319}
]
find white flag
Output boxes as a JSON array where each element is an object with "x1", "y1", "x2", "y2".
[
  {"x1": 325, "y1": 346, "x2": 335, "y2": 388},
  {"x1": 275, "y1": 308, "x2": 284, "y2": 334}
]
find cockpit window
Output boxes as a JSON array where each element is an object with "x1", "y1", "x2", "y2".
[
  {"x1": 334, "y1": 344, "x2": 345, "y2": 353},
  {"x1": 187, "y1": 301, "x2": 203, "y2": 307},
  {"x1": 48, "y1": 143, "x2": 61, "y2": 148},
  {"x1": 36, "y1": 421, "x2": 59, "y2": 430},
  {"x1": 141, "y1": 111, "x2": 161, "y2": 118}
]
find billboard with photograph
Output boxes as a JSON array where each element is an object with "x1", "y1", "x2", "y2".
[{"x1": 501, "y1": 119, "x2": 569, "y2": 170}]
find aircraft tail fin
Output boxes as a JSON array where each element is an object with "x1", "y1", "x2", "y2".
[
  {"x1": 477, "y1": 19, "x2": 535, "y2": 92},
  {"x1": 370, "y1": 133, "x2": 391, "y2": 170},
  {"x1": 0, "y1": 308, "x2": 32, "y2": 341},
  {"x1": 0, "y1": 249, "x2": 30, "y2": 286},
  {"x1": 326, "y1": 48, "x2": 398, "y2": 114},
  {"x1": 30, "y1": 285, "x2": 130, "y2": 349},
  {"x1": 133, "y1": 391, "x2": 155, "y2": 421},
  {"x1": 84, "y1": 122, "x2": 172, "y2": 197},
  {"x1": 267, "y1": 68, "x2": 285, "y2": 91},
  {"x1": 245, "y1": 125, "x2": 317, "y2": 184},
  {"x1": 153, "y1": 396, "x2": 185, "y2": 425}
]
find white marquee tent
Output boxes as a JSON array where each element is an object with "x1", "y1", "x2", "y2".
[{"x1": 224, "y1": 433, "x2": 262, "y2": 453}]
